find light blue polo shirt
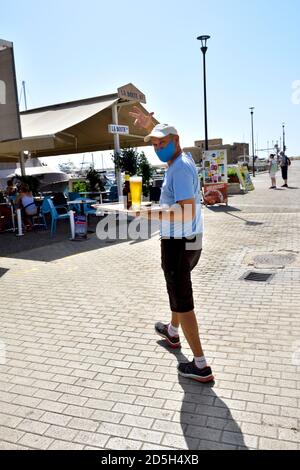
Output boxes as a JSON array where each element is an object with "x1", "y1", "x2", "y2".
[{"x1": 159, "y1": 152, "x2": 203, "y2": 238}]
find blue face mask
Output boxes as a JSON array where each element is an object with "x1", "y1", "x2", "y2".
[{"x1": 155, "y1": 141, "x2": 176, "y2": 163}]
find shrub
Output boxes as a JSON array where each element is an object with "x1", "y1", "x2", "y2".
[
  {"x1": 137, "y1": 152, "x2": 154, "y2": 197},
  {"x1": 73, "y1": 181, "x2": 88, "y2": 193},
  {"x1": 113, "y1": 148, "x2": 139, "y2": 176},
  {"x1": 112, "y1": 148, "x2": 154, "y2": 197}
]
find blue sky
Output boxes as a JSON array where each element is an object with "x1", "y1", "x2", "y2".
[{"x1": 2, "y1": 0, "x2": 300, "y2": 169}]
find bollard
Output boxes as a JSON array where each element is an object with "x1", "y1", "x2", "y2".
[
  {"x1": 16, "y1": 209, "x2": 23, "y2": 237},
  {"x1": 69, "y1": 210, "x2": 75, "y2": 240},
  {"x1": 11, "y1": 204, "x2": 16, "y2": 232}
]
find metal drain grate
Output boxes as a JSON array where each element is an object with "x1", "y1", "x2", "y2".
[
  {"x1": 243, "y1": 271, "x2": 274, "y2": 282},
  {"x1": 0, "y1": 268, "x2": 8, "y2": 279},
  {"x1": 252, "y1": 253, "x2": 296, "y2": 267}
]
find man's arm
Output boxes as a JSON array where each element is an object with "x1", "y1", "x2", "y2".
[{"x1": 140, "y1": 198, "x2": 196, "y2": 223}]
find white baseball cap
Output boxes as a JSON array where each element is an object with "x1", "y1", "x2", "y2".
[{"x1": 144, "y1": 123, "x2": 178, "y2": 143}]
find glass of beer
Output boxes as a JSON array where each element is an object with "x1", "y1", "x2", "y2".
[{"x1": 130, "y1": 176, "x2": 142, "y2": 209}]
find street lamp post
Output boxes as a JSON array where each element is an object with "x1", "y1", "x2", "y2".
[
  {"x1": 250, "y1": 107, "x2": 255, "y2": 177},
  {"x1": 282, "y1": 122, "x2": 286, "y2": 153},
  {"x1": 197, "y1": 35, "x2": 210, "y2": 151}
]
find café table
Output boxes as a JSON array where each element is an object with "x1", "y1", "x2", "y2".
[
  {"x1": 67, "y1": 198, "x2": 96, "y2": 215},
  {"x1": 79, "y1": 191, "x2": 107, "y2": 204}
]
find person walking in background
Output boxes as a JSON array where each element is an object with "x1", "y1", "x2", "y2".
[
  {"x1": 129, "y1": 106, "x2": 214, "y2": 383},
  {"x1": 279, "y1": 151, "x2": 290, "y2": 188},
  {"x1": 268, "y1": 154, "x2": 278, "y2": 189}
]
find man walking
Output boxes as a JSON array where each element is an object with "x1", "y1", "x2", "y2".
[
  {"x1": 279, "y1": 151, "x2": 290, "y2": 188},
  {"x1": 130, "y1": 107, "x2": 214, "y2": 383}
]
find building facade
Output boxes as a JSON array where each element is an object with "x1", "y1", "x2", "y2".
[{"x1": 188, "y1": 138, "x2": 250, "y2": 164}]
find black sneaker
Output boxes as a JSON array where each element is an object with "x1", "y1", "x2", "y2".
[
  {"x1": 178, "y1": 360, "x2": 214, "y2": 383},
  {"x1": 281, "y1": 184, "x2": 288, "y2": 188},
  {"x1": 155, "y1": 322, "x2": 181, "y2": 349}
]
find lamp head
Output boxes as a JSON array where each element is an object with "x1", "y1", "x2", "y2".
[{"x1": 197, "y1": 35, "x2": 210, "y2": 53}]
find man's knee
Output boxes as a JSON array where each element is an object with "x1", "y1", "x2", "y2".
[{"x1": 163, "y1": 270, "x2": 177, "y2": 285}]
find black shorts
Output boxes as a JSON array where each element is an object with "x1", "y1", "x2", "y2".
[
  {"x1": 161, "y1": 235, "x2": 202, "y2": 313},
  {"x1": 281, "y1": 166, "x2": 288, "y2": 180}
]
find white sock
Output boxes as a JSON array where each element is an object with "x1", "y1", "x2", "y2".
[
  {"x1": 194, "y1": 356, "x2": 207, "y2": 369},
  {"x1": 168, "y1": 323, "x2": 179, "y2": 337}
]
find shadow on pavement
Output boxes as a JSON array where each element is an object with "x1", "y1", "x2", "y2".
[
  {"x1": 0, "y1": 267, "x2": 9, "y2": 278},
  {"x1": 0, "y1": 216, "x2": 160, "y2": 263},
  {"x1": 206, "y1": 205, "x2": 242, "y2": 213},
  {"x1": 225, "y1": 212, "x2": 264, "y2": 226},
  {"x1": 157, "y1": 340, "x2": 247, "y2": 450}
]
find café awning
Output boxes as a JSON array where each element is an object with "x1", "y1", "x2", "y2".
[{"x1": 0, "y1": 87, "x2": 157, "y2": 159}]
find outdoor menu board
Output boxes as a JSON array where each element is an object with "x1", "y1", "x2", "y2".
[
  {"x1": 202, "y1": 150, "x2": 228, "y2": 205},
  {"x1": 74, "y1": 214, "x2": 87, "y2": 240},
  {"x1": 238, "y1": 165, "x2": 255, "y2": 191}
]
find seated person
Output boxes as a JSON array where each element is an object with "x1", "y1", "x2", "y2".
[
  {"x1": 15, "y1": 184, "x2": 38, "y2": 230},
  {"x1": 5, "y1": 179, "x2": 17, "y2": 197}
]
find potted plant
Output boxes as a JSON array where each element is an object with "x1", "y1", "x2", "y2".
[
  {"x1": 227, "y1": 167, "x2": 240, "y2": 184},
  {"x1": 227, "y1": 167, "x2": 242, "y2": 194}
]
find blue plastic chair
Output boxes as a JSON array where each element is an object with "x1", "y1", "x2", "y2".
[
  {"x1": 31, "y1": 206, "x2": 47, "y2": 231},
  {"x1": 108, "y1": 185, "x2": 119, "y2": 202},
  {"x1": 68, "y1": 192, "x2": 81, "y2": 201},
  {"x1": 52, "y1": 192, "x2": 69, "y2": 214},
  {"x1": 41, "y1": 197, "x2": 69, "y2": 236},
  {"x1": 82, "y1": 203, "x2": 97, "y2": 216}
]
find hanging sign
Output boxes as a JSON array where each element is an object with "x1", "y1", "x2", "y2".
[
  {"x1": 117, "y1": 83, "x2": 146, "y2": 104},
  {"x1": 108, "y1": 124, "x2": 129, "y2": 135}
]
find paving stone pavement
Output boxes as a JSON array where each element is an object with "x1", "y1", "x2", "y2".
[{"x1": 0, "y1": 162, "x2": 299, "y2": 450}]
